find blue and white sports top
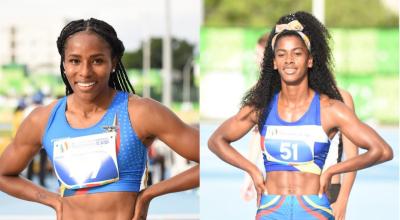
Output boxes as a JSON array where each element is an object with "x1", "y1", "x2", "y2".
[
  {"x1": 260, "y1": 92, "x2": 330, "y2": 175},
  {"x1": 42, "y1": 91, "x2": 147, "y2": 196}
]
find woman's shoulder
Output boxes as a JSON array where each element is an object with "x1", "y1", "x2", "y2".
[
  {"x1": 127, "y1": 94, "x2": 166, "y2": 114},
  {"x1": 126, "y1": 94, "x2": 187, "y2": 139},
  {"x1": 27, "y1": 100, "x2": 60, "y2": 125},
  {"x1": 126, "y1": 94, "x2": 179, "y2": 127},
  {"x1": 319, "y1": 94, "x2": 343, "y2": 109},
  {"x1": 319, "y1": 94, "x2": 353, "y2": 122},
  {"x1": 16, "y1": 99, "x2": 61, "y2": 144},
  {"x1": 235, "y1": 105, "x2": 258, "y2": 124}
]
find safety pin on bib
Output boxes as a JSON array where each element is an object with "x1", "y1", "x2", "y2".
[
  {"x1": 102, "y1": 125, "x2": 119, "y2": 132},
  {"x1": 102, "y1": 114, "x2": 119, "y2": 132}
]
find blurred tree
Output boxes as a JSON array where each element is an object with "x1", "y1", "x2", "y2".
[
  {"x1": 205, "y1": 0, "x2": 311, "y2": 27},
  {"x1": 325, "y1": 0, "x2": 398, "y2": 27},
  {"x1": 122, "y1": 38, "x2": 197, "y2": 102},
  {"x1": 122, "y1": 38, "x2": 194, "y2": 71},
  {"x1": 121, "y1": 50, "x2": 142, "y2": 69},
  {"x1": 204, "y1": 0, "x2": 398, "y2": 27}
]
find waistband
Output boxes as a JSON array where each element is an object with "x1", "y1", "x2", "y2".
[{"x1": 257, "y1": 193, "x2": 333, "y2": 220}]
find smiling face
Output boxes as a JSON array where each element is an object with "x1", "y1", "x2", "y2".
[
  {"x1": 63, "y1": 31, "x2": 116, "y2": 100},
  {"x1": 273, "y1": 34, "x2": 313, "y2": 85}
]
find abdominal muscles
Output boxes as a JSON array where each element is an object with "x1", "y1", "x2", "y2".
[
  {"x1": 62, "y1": 191, "x2": 138, "y2": 220},
  {"x1": 265, "y1": 171, "x2": 320, "y2": 195}
]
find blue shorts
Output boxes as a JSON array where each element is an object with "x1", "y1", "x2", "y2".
[{"x1": 256, "y1": 194, "x2": 334, "y2": 220}]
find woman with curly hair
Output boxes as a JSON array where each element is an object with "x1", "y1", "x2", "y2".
[
  {"x1": 241, "y1": 30, "x2": 359, "y2": 220},
  {"x1": 208, "y1": 11, "x2": 392, "y2": 219}
]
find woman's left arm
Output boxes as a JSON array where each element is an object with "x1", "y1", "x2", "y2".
[
  {"x1": 319, "y1": 100, "x2": 393, "y2": 196},
  {"x1": 130, "y1": 97, "x2": 198, "y2": 220},
  {"x1": 331, "y1": 90, "x2": 358, "y2": 220},
  {"x1": 331, "y1": 134, "x2": 358, "y2": 220}
]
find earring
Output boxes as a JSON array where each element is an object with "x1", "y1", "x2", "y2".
[{"x1": 112, "y1": 69, "x2": 115, "y2": 73}]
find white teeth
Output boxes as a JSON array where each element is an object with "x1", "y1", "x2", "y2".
[
  {"x1": 77, "y1": 82, "x2": 96, "y2": 87},
  {"x1": 285, "y1": 68, "x2": 296, "y2": 73}
]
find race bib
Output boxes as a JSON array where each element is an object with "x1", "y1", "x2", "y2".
[
  {"x1": 53, "y1": 131, "x2": 119, "y2": 189},
  {"x1": 264, "y1": 139, "x2": 314, "y2": 164},
  {"x1": 263, "y1": 125, "x2": 324, "y2": 165}
]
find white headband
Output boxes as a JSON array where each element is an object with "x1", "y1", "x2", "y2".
[{"x1": 271, "y1": 20, "x2": 311, "y2": 51}]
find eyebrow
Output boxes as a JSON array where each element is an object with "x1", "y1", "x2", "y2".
[
  {"x1": 275, "y1": 47, "x2": 306, "y2": 52},
  {"x1": 66, "y1": 53, "x2": 106, "y2": 58}
]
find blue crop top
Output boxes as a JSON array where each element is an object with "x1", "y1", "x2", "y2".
[
  {"x1": 260, "y1": 92, "x2": 330, "y2": 175},
  {"x1": 42, "y1": 91, "x2": 147, "y2": 196}
]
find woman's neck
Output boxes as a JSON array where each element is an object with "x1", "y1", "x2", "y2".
[
  {"x1": 279, "y1": 80, "x2": 313, "y2": 108},
  {"x1": 68, "y1": 89, "x2": 116, "y2": 117}
]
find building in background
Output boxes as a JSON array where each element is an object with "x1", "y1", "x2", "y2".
[{"x1": 0, "y1": 19, "x2": 66, "y2": 74}]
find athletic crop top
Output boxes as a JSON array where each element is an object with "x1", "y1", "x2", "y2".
[
  {"x1": 260, "y1": 92, "x2": 330, "y2": 175},
  {"x1": 42, "y1": 91, "x2": 147, "y2": 196}
]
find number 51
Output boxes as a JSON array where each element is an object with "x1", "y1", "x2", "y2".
[{"x1": 280, "y1": 142, "x2": 298, "y2": 161}]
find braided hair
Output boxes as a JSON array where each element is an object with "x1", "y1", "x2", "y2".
[
  {"x1": 56, "y1": 18, "x2": 135, "y2": 95},
  {"x1": 242, "y1": 11, "x2": 344, "y2": 160}
]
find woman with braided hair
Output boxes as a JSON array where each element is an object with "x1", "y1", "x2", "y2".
[
  {"x1": 0, "y1": 18, "x2": 199, "y2": 220},
  {"x1": 208, "y1": 11, "x2": 392, "y2": 219}
]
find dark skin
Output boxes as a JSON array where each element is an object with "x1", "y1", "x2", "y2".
[
  {"x1": 243, "y1": 39, "x2": 358, "y2": 219},
  {"x1": 208, "y1": 35, "x2": 392, "y2": 210},
  {"x1": 0, "y1": 31, "x2": 199, "y2": 220}
]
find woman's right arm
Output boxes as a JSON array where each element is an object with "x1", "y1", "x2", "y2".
[
  {"x1": 240, "y1": 129, "x2": 262, "y2": 201},
  {"x1": 0, "y1": 106, "x2": 61, "y2": 214},
  {"x1": 208, "y1": 106, "x2": 267, "y2": 205}
]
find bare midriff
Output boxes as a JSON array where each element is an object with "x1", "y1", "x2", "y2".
[
  {"x1": 265, "y1": 171, "x2": 320, "y2": 195},
  {"x1": 62, "y1": 191, "x2": 138, "y2": 220}
]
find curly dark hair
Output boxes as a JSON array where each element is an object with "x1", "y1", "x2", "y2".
[
  {"x1": 56, "y1": 18, "x2": 135, "y2": 95},
  {"x1": 242, "y1": 11, "x2": 344, "y2": 162},
  {"x1": 242, "y1": 11, "x2": 343, "y2": 128}
]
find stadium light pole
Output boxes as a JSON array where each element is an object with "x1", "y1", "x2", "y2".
[
  {"x1": 312, "y1": 0, "x2": 325, "y2": 24},
  {"x1": 142, "y1": 38, "x2": 151, "y2": 98},
  {"x1": 162, "y1": 0, "x2": 172, "y2": 107},
  {"x1": 183, "y1": 56, "x2": 193, "y2": 104},
  {"x1": 10, "y1": 26, "x2": 16, "y2": 64}
]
